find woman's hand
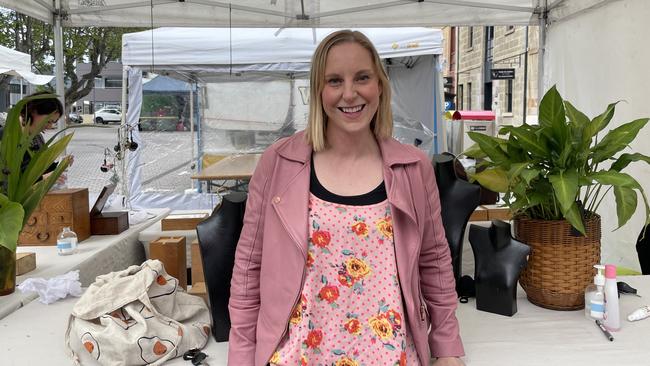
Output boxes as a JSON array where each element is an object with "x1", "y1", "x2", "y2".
[{"x1": 433, "y1": 357, "x2": 465, "y2": 366}]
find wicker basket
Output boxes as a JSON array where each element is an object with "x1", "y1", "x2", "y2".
[{"x1": 515, "y1": 215, "x2": 601, "y2": 310}]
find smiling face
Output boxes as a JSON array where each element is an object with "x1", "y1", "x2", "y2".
[{"x1": 321, "y1": 41, "x2": 382, "y2": 138}]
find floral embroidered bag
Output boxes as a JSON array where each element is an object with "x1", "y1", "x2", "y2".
[{"x1": 65, "y1": 260, "x2": 212, "y2": 365}]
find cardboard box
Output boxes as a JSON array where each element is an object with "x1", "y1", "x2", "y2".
[
  {"x1": 191, "y1": 239, "x2": 204, "y2": 285},
  {"x1": 91, "y1": 212, "x2": 129, "y2": 235},
  {"x1": 161, "y1": 213, "x2": 209, "y2": 231},
  {"x1": 16, "y1": 252, "x2": 36, "y2": 276},
  {"x1": 19, "y1": 188, "x2": 91, "y2": 246},
  {"x1": 149, "y1": 236, "x2": 187, "y2": 289}
]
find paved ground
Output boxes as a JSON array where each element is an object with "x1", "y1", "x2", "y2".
[{"x1": 44, "y1": 124, "x2": 197, "y2": 196}]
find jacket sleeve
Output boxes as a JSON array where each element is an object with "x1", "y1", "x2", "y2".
[
  {"x1": 417, "y1": 156, "x2": 465, "y2": 358},
  {"x1": 228, "y1": 149, "x2": 275, "y2": 365}
]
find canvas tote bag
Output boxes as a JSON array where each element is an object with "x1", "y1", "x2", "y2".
[{"x1": 65, "y1": 260, "x2": 212, "y2": 365}]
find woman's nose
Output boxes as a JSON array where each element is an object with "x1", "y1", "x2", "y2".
[{"x1": 342, "y1": 82, "x2": 357, "y2": 101}]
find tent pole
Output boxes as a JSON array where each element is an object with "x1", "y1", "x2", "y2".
[
  {"x1": 120, "y1": 67, "x2": 130, "y2": 207},
  {"x1": 538, "y1": 1, "x2": 547, "y2": 102},
  {"x1": 53, "y1": 0, "x2": 66, "y2": 135},
  {"x1": 190, "y1": 83, "x2": 195, "y2": 190}
]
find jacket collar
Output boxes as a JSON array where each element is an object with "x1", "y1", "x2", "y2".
[{"x1": 276, "y1": 130, "x2": 421, "y2": 168}]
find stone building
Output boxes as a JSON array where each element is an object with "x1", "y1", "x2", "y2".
[{"x1": 443, "y1": 25, "x2": 540, "y2": 127}]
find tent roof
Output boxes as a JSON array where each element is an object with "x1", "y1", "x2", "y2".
[
  {"x1": 0, "y1": 1, "x2": 540, "y2": 27},
  {"x1": 122, "y1": 27, "x2": 443, "y2": 69},
  {"x1": 451, "y1": 110, "x2": 496, "y2": 121},
  {"x1": 0, "y1": 45, "x2": 54, "y2": 85}
]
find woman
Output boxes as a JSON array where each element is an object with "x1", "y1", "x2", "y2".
[{"x1": 228, "y1": 30, "x2": 464, "y2": 366}]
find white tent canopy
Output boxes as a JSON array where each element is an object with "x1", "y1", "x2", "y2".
[
  {"x1": 0, "y1": 45, "x2": 54, "y2": 85},
  {"x1": 0, "y1": 1, "x2": 539, "y2": 27},
  {"x1": 122, "y1": 27, "x2": 442, "y2": 68}
]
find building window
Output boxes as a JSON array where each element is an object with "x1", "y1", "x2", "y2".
[
  {"x1": 94, "y1": 77, "x2": 104, "y2": 88},
  {"x1": 467, "y1": 82, "x2": 472, "y2": 110},
  {"x1": 506, "y1": 79, "x2": 513, "y2": 113},
  {"x1": 458, "y1": 84, "x2": 464, "y2": 110},
  {"x1": 9, "y1": 84, "x2": 27, "y2": 94},
  {"x1": 104, "y1": 78, "x2": 122, "y2": 88},
  {"x1": 468, "y1": 26, "x2": 474, "y2": 48}
]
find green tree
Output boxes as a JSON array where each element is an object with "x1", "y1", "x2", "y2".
[{"x1": 0, "y1": 10, "x2": 139, "y2": 111}]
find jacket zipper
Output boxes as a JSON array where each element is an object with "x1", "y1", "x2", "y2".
[{"x1": 418, "y1": 284, "x2": 429, "y2": 322}]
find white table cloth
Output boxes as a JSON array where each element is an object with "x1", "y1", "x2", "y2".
[{"x1": 2, "y1": 276, "x2": 650, "y2": 365}]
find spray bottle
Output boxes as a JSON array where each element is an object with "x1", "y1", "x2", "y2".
[
  {"x1": 603, "y1": 264, "x2": 620, "y2": 331},
  {"x1": 585, "y1": 264, "x2": 605, "y2": 320}
]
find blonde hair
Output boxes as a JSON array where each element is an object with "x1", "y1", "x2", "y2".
[{"x1": 305, "y1": 30, "x2": 393, "y2": 151}]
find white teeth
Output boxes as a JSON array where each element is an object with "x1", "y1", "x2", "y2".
[{"x1": 340, "y1": 105, "x2": 363, "y2": 113}]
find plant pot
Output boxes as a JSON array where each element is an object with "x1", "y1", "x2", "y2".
[
  {"x1": 515, "y1": 215, "x2": 601, "y2": 310},
  {"x1": 0, "y1": 245, "x2": 16, "y2": 296}
]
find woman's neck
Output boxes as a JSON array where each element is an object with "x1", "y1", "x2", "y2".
[{"x1": 323, "y1": 127, "x2": 379, "y2": 159}]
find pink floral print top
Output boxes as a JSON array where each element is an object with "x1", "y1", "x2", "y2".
[{"x1": 270, "y1": 194, "x2": 420, "y2": 366}]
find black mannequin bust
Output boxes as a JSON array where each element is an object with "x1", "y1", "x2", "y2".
[
  {"x1": 432, "y1": 153, "x2": 481, "y2": 287},
  {"x1": 469, "y1": 220, "x2": 530, "y2": 316}
]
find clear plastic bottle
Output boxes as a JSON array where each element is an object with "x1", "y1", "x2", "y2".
[
  {"x1": 603, "y1": 264, "x2": 620, "y2": 331},
  {"x1": 585, "y1": 264, "x2": 605, "y2": 320},
  {"x1": 57, "y1": 226, "x2": 78, "y2": 256}
]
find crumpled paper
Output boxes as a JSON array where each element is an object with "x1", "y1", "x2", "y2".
[{"x1": 17, "y1": 270, "x2": 83, "y2": 304}]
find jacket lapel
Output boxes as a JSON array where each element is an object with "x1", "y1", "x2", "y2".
[{"x1": 271, "y1": 132, "x2": 312, "y2": 259}]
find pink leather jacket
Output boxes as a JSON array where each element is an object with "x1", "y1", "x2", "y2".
[{"x1": 228, "y1": 131, "x2": 464, "y2": 366}]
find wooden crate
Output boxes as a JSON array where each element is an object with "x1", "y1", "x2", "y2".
[
  {"x1": 161, "y1": 213, "x2": 209, "y2": 231},
  {"x1": 16, "y1": 252, "x2": 36, "y2": 276},
  {"x1": 149, "y1": 236, "x2": 187, "y2": 289},
  {"x1": 188, "y1": 281, "x2": 208, "y2": 305},
  {"x1": 191, "y1": 239, "x2": 204, "y2": 285},
  {"x1": 19, "y1": 188, "x2": 90, "y2": 246}
]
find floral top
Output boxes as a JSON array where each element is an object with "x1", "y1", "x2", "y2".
[{"x1": 270, "y1": 193, "x2": 420, "y2": 366}]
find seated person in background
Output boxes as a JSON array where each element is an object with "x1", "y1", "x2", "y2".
[{"x1": 0, "y1": 91, "x2": 73, "y2": 182}]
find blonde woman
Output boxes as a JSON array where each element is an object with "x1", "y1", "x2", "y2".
[{"x1": 228, "y1": 30, "x2": 464, "y2": 366}]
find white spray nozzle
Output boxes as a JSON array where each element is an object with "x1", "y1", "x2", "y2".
[{"x1": 593, "y1": 264, "x2": 606, "y2": 286}]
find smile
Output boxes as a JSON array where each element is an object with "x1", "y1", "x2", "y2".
[{"x1": 338, "y1": 105, "x2": 365, "y2": 113}]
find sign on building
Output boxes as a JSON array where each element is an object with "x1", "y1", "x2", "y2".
[{"x1": 490, "y1": 68, "x2": 515, "y2": 80}]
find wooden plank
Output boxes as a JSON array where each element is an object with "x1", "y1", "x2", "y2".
[
  {"x1": 191, "y1": 153, "x2": 261, "y2": 181},
  {"x1": 16, "y1": 252, "x2": 36, "y2": 276},
  {"x1": 161, "y1": 213, "x2": 208, "y2": 231},
  {"x1": 191, "y1": 239, "x2": 204, "y2": 285}
]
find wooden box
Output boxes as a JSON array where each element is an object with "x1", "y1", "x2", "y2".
[
  {"x1": 469, "y1": 206, "x2": 489, "y2": 221},
  {"x1": 150, "y1": 236, "x2": 187, "y2": 289},
  {"x1": 188, "y1": 281, "x2": 208, "y2": 305},
  {"x1": 91, "y1": 211, "x2": 129, "y2": 235},
  {"x1": 16, "y1": 252, "x2": 36, "y2": 276},
  {"x1": 191, "y1": 239, "x2": 204, "y2": 285},
  {"x1": 484, "y1": 205, "x2": 512, "y2": 221},
  {"x1": 19, "y1": 188, "x2": 91, "y2": 246},
  {"x1": 161, "y1": 213, "x2": 209, "y2": 231}
]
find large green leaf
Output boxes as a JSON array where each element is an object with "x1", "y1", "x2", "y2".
[
  {"x1": 470, "y1": 167, "x2": 509, "y2": 192},
  {"x1": 462, "y1": 143, "x2": 487, "y2": 159},
  {"x1": 565, "y1": 203, "x2": 586, "y2": 236},
  {"x1": 467, "y1": 132, "x2": 509, "y2": 164},
  {"x1": 610, "y1": 153, "x2": 650, "y2": 172},
  {"x1": 538, "y1": 86, "x2": 568, "y2": 147},
  {"x1": 16, "y1": 134, "x2": 73, "y2": 202},
  {"x1": 0, "y1": 194, "x2": 24, "y2": 253},
  {"x1": 613, "y1": 186, "x2": 637, "y2": 229},
  {"x1": 504, "y1": 125, "x2": 548, "y2": 157},
  {"x1": 589, "y1": 171, "x2": 641, "y2": 189},
  {"x1": 549, "y1": 170, "x2": 579, "y2": 215},
  {"x1": 592, "y1": 119, "x2": 649, "y2": 164},
  {"x1": 583, "y1": 102, "x2": 619, "y2": 144}
]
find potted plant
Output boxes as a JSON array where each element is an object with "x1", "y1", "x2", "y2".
[
  {"x1": 463, "y1": 86, "x2": 650, "y2": 310},
  {"x1": 0, "y1": 94, "x2": 73, "y2": 295}
]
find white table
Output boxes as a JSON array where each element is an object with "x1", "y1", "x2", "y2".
[
  {"x1": 0, "y1": 208, "x2": 170, "y2": 320},
  {"x1": 2, "y1": 276, "x2": 650, "y2": 365}
]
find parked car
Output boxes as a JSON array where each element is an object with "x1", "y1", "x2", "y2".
[
  {"x1": 68, "y1": 112, "x2": 83, "y2": 124},
  {"x1": 94, "y1": 107, "x2": 122, "y2": 124}
]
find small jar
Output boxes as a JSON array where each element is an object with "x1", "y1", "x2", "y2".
[{"x1": 57, "y1": 226, "x2": 78, "y2": 256}]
